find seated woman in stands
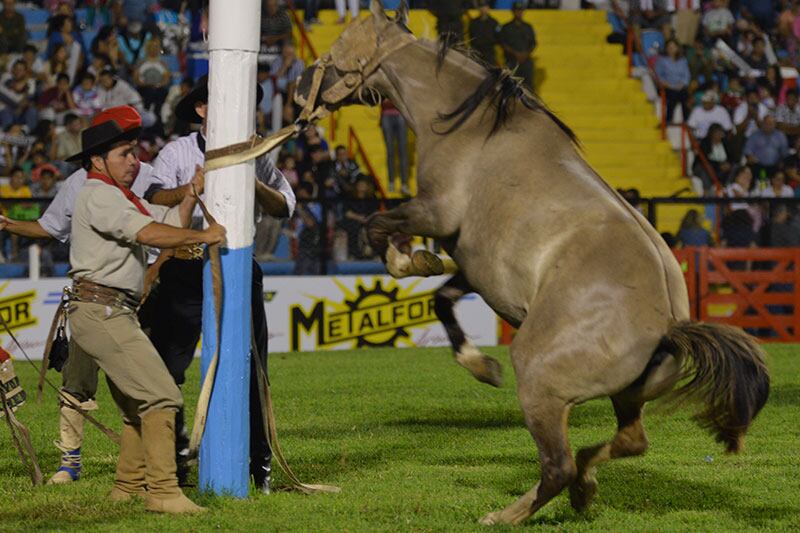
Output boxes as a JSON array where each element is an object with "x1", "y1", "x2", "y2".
[{"x1": 694, "y1": 122, "x2": 733, "y2": 193}]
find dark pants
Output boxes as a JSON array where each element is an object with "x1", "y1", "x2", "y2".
[
  {"x1": 664, "y1": 87, "x2": 688, "y2": 123},
  {"x1": 148, "y1": 257, "x2": 271, "y2": 483},
  {"x1": 507, "y1": 58, "x2": 534, "y2": 88},
  {"x1": 304, "y1": 0, "x2": 320, "y2": 22},
  {"x1": 380, "y1": 114, "x2": 409, "y2": 189}
]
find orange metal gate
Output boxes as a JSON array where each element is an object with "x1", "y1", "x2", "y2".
[{"x1": 499, "y1": 248, "x2": 800, "y2": 344}]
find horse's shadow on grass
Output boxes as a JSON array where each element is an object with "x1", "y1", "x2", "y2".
[
  {"x1": 763, "y1": 384, "x2": 800, "y2": 408},
  {"x1": 530, "y1": 461, "x2": 798, "y2": 529}
]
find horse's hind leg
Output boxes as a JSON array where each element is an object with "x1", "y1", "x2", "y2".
[
  {"x1": 480, "y1": 395, "x2": 576, "y2": 525},
  {"x1": 569, "y1": 397, "x2": 648, "y2": 512},
  {"x1": 433, "y1": 273, "x2": 502, "y2": 387}
]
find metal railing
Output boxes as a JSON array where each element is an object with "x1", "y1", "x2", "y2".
[{"x1": 4, "y1": 196, "x2": 800, "y2": 279}]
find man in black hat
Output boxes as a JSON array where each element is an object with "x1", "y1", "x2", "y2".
[
  {"x1": 468, "y1": 1, "x2": 500, "y2": 66},
  {"x1": 65, "y1": 104, "x2": 222, "y2": 513},
  {"x1": 499, "y1": 2, "x2": 537, "y2": 88},
  {"x1": 139, "y1": 75, "x2": 294, "y2": 493}
]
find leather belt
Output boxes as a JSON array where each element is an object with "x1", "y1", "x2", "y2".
[
  {"x1": 174, "y1": 244, "x2": 205, "y2": 261},
  {"x1": 71, "y1": 279, "x2": 139, "y2": 312}
]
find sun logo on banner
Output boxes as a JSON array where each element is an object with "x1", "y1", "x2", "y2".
[{"x1": 290, "y1": 278, "x2": 439, "y2": 350}]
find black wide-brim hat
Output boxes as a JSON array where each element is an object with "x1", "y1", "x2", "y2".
[
  {"x1": 176, "y1": 74, "x2": 265, "y2": 124},
  {"x1": 66, "y1": 105, "x2": 143, "y2": 163}
]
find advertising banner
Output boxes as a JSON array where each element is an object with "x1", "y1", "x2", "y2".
[{"x1": 0, "y1": 276, "x2": 498, "y2": 359}]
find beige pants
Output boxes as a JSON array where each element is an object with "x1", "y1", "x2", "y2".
[
  {"x1": 674, "y1": 10, "x2": 701, "y2": 47},
  {"x1": 68, "y1": 302, "x2": 182, "y2": 424}
]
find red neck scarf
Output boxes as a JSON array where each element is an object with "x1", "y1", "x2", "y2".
[{"x1": 87, "y1": 171, "x2": 151, "y2": 216}]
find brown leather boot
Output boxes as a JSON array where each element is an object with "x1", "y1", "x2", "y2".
[
  {"x1": 108, "y1": 421, "x2": 147, "y2": 502},
  {"x1": 141, "y1": 409, "x2": 205, "y2": 514}
]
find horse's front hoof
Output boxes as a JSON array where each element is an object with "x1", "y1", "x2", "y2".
[
  {"x1": 411, "y1": 250, "x2": 444, "y2": 276},
  {"x1": 478, "y1": 356, "x2": 504, "y2": 388}
]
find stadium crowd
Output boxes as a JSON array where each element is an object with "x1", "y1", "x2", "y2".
[
  {"x1": 603, "y1": 0, "x2": 800, "y2": 246},
  {"x1": 0, "y1": 0, "x2": 797, "y2": 275},
  {"x1": 0, "y1": 0, "x2": 390, "y2": 271}
]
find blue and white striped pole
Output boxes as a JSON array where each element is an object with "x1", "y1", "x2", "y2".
[{"x1": 199, "y1": 0, "x2": 261, "y2": 498}]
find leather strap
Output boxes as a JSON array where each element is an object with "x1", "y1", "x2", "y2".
[
  {"x1": 0, "y1": 311, "x2": 121, "y2": 445},
  {"x1": 1, "y1": 389, "x2": 43, "y2": 486}
]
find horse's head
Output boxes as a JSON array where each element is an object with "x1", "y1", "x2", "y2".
[{"x1": 294, "y1": 0, "x2": 414, "y2": 118}]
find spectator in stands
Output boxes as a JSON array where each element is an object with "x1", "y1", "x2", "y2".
[
  {"x1": 656, "y1": 39, "x2": 690, "y2": 124},
  {"x1": 91, "y1": 26, "x2": 124, "y2": 76},
  {"x1": 631, "y1": 0, "x2": 671, "y2": 31},
  {"x1": 133, "y1": 38, "x2": 171, "y2": 112},
  {"x1": 721, "y1": 208, "x2": 757, "y2": 248},
  {"x1": 721, "y1": 76, "x2": 745, "y2": 111},
  {"x1": 769, "y1": 203, "x2": 800, "y2": 246},
  {"x1": 335, "y1": 0, "x2": 359, "y2": 24},
  {"x1": 122, "y1": 0, "x2": 158, "y2": 25},
  {"x1": 726, "y1": 165, "x2": 755, "y2": 210},
  {"x1": 762, "y1": 170, "x2": 795, "y2": 197},
  {"x1": 742, "y1": 0, "x2": 778, "y2": 31},
  {"x1": 54, "y1": 112, "x2": 82, "y2": 162},
  {"x1": 701, "y1": 0, "x2": 735, "y2": 45},
  {"x1": 775, "y1": 88, "x2": 800, "y2": 140},
  {"x1": 430, "y1": 0, "x2": 466, "y2": 47},
  {"x1": 279, "y1": 153, "x2": 298, "y2": 189},
  {"x1": 340, "y1": 176, "x2": 377, "y2": 260},
  {"x1": 694, "y1": 122, "x2": 732, "y2": 190},
  {"x1": 42, "y1": 43, "x2": 71, "y2": 88},
  {"x1": 9, "y1": 43, "x2": 46, "y2": 85},
  {"x1": 0, "y1": 59, "x2": 38, "y2": 131},
  {"x1": 760, "y1": 65, "x2": 783, "y2": 101},
  {"x1": 687, "y1": 90, "x2": 733, "y2": 138},
  {"x1": 0, "y1": 0, "x2": 28, "y2": 54},
  {"x1": 380, "y1": 99, "x2": 409, "y2": 196},
  {"x1": 745, "y1": 114, "x2": 789, "y2": 178},
  {"x1": 676, "y1": 209, "x2": 713, "y2": 247},
  {"x1": 31, "y1": 167, "x2": 60, "y2": 198},
  {"x1": 0, "y1": 166, "x2": 30, "y2": 199},
  {"x1": 256, "y1": 65, "x2": 274, "y2": 128},
  {"x1": 117, "y1": 18, "x2": 154, "y2": 68},
  {"x1": 304, "y1": 0, "x2": 321, "y2": 26},
  {"x1": 778, "y1": 0, "x2": 800, "y2": 61},
  {"x1": 0, "y1": 123, "x2": 32, "y2": 172},
  {"x1": 96, "y1": 67, "x2": 154, "y2": 126},
  {"x1": 308, "y1": 144, "x2": 338, "y2": 200},
  {"x1": 72, "y1": 72, "x2": 101, "y2": 118},
  {"x1": 499, "y1": 3, "x2": 536, "y2": 89},
  {"x1": 468, "y1": 1, "x2": 500, "y2": 66},
  {"x1": 38, "y1": 73, "x2": 77, "y2": 123},
  {"x1": 273, "y1": 41, "x2": 304, "y2": 124},
  {"x1": 46, "y1": 14, "x2": 84, "y2": 82},
  {"x1": 293, "y1": 181, "x2": 322, "y2": 275},
  {"x1": 161, "y1": 77, "x2": 192, "y2": 135},
  {"x1": 260, "y1": 0, "x2": 292, "y2": 65},
  {"x1": 746, "y1": 37, "x2": 770, "y2": 72},
  {"x1": 334, "y1": 145, "x2": 361, "y2": 197},
  {"x1": 686, "y1": 36, "x2": 716, "y2": 88}
]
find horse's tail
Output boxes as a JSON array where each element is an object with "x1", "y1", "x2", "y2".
[{"x1": 658, "y1": 321, "x2": 770, "y2": 453}]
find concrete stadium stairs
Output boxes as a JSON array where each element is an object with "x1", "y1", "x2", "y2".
[{"x1": 297, "y1": 9, "x2": 690, "y2": 232}]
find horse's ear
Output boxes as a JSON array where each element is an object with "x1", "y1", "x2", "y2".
[
  {"x1": 370, "y1": 0, "x2": 387, "y2": 20},
  {"x1": 395, "y1": 0, "x2": 409, "y2": 26}
]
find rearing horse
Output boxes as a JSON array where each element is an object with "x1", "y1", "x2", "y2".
[{"x1": 296, "y1": 2, "x2": 769, "y2": 525}]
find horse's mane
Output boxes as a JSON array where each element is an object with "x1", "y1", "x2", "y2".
[{"x1": 433, "y1": 38, "x2": 577, "y2": 142}]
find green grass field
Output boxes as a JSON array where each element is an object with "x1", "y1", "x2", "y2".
[{"x1": 1, "y1": 345, "x2": 799, "y2": 532}]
